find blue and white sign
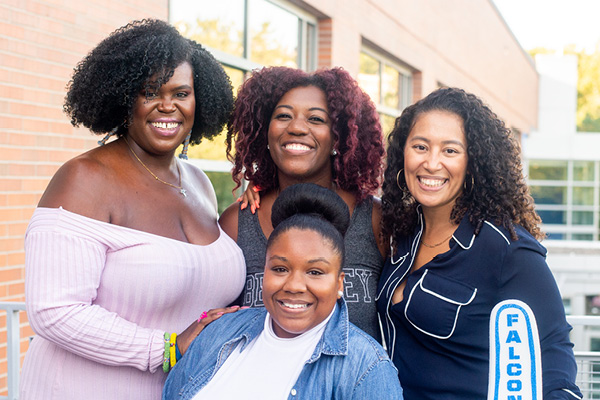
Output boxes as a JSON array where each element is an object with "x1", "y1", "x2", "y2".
[{"x1": 488, "y1": 299, "x2": 542, "y2": 400}]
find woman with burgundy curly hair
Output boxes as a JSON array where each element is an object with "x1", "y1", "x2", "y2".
[
  {"x1": 376, "y1": 87, "x2": 581, "y2": 399},
  {"x1": 219, "y1": 66, "x2": 386, "y2": 341}
]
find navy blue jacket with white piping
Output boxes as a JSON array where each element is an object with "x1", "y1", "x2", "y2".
[{"x1": 376, "y1": 208, "x2": 582, "y2": 399}]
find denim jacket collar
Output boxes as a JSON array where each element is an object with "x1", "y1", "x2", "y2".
[
  {"x1": 227, "y1": 297, "x2": 350, "y2": 361},
  {"x1": 306, "y1": 297, "x2": 349, "y2": 362}
]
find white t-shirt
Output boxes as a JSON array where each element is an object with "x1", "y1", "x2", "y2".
[{"x1": 192, "y1": 307, "x2": 335, "y2": 400}]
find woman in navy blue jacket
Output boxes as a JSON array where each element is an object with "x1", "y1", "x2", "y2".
[{"x1": 377, "y1": 87, "x2": 582, "y2": 399}]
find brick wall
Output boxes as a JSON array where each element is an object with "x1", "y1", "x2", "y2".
[
  {"x1": 317, "y1": 18, "x2": 333, "y2": 68},
  {"x1": 0, "y1": 0, "x2": 167, "y2": 394}
]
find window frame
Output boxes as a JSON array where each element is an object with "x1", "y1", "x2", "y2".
[
  {"x1": 527, "y1": 159, "x2": 600, "y2": 241},
  {"x1": 359, "y1": 46, "x2": 413, "y2": 119}
]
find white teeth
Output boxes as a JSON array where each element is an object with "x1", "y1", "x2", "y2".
[
  {"x1": 420, "y1": 178, "x2": 446, "y2": 187},
  {"x1": 284, "y1": 143, "x2": 311, "y2": 151},
  {"x1": 152, "y1": 122, "x2": 179, "y2": 129},
  {"x1": 282, "y1": 302, "x2": 308, "y2": 309}
]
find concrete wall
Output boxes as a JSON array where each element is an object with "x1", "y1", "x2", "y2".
[{"x1": 524, "y1": 54, "x2": 600, "y2": 161}]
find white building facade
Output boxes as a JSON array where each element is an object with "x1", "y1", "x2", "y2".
[{"x1": 524, "y1": 54, "x2": 600, "y2": 353}]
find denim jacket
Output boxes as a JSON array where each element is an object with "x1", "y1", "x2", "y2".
[{"x1": 163, "y1": 298, "x2": 402, "y2": 399}]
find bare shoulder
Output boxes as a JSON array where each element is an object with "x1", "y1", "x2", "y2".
[
  {"x1": 38, "y1": 147, "x2": 117, "y2": 222},
  {"x1": 370, "y1": 196, "x2": 387, "y2": 257},
  {"x1": 219, "y1": 202, "x2": 240, "y2": 241}
]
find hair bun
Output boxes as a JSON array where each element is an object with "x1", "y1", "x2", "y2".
[{"x1": 271, "y1": 183, "x2": 350, "y2": 236}]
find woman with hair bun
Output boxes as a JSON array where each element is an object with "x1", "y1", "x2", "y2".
[
  {"x1": 164, "y1": 183, "x2": 402, "y2": 399},
  {"x1": 219, "y1": 66, "x2": 386, "y2": 341},
  {"x1": 21, "y1": 19, "x2": 244, "y2": 399}
]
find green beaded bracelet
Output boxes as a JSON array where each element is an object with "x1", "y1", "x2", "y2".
[{"x1": 162, "y1": 332, "x2": 171, "y2": 373}]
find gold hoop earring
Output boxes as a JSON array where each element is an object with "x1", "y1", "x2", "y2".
[
  {"x1": 396, "y1": 169, "x2": 405, "y2": 190},
  {"x1": 464, "y1": 174, "x2": 475, "y2": 195}
]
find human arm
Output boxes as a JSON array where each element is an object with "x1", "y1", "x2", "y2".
[
  {"x1": 176, "y1": 306, "x2": 241, "y2": 355},
  {"x1": 218, "y1": 202, "x2": 240, "y2": 241},
  {"x1": 25, "y1": 223, "x2": 168, "y2": 372},
  {"x1": 500, "y1": 242, "x2": 582, "y2": 399},
  {"x1": 351, "y1": 359, "x2": 403, "y2": 399}
]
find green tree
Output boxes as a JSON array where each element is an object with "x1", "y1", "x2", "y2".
[
  {"x1": 530, "y1": 44, "x2": 600, "y2": 132},
  {"x1": 572, "y1": 47, "x2": 600, "y2": 132}
]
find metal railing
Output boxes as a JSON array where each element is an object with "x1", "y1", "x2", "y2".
[
  {"x1": 0, "y1": 303, "x2": 597, "y2": 399},
  {"x1": 0, "y1": 302, "x2": 26, "y2": 400},
  {"x1": 568, "y1": 315, "x2": 600, "y2": 399}
]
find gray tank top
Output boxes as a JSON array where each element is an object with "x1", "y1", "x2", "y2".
[{"x1": 237, "y1": 196, "x2": 383, "y2": 341}]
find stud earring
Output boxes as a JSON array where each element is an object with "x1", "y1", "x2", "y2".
[
  {"x1": 337, "y1": 290, "x2": 344, "y2": 298},
  {"x1": 331, "y1": 149, "x2": 338, "y2": 156},
  {"x1": 178, "y1": 132, "x2": 191, "y2": 160},
  {"x1": 267, "y1": 144, "x2": 270, "y2": 150}
]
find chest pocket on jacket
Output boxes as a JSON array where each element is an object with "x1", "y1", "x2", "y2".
[{"x1": 404, "y1": 269, "x2": 477, "y2": 339}]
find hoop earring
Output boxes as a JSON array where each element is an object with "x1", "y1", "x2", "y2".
[
  {"x1": 396, "y1": 169, "x2": 405, "y2": 190},
  {"x1": 464, "y1": 173, "x2": 475, "y2": 195},
  {"x1": 178, "y1": 132, "x2": 191, "y2": 160}
]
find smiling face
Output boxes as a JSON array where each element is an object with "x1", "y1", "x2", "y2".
[
  {"x1": 403, "y1": 110, "x2": 468, "y2": 215},
  {"x1": 263, "y1": 228, "x2": 344, "y2": 338},
  {"x1": 267, "y1": 85, "x2": 334, "y2": 186},
  {"x1": 128, "y1": 62, "x2": 195, "y2": 154}
]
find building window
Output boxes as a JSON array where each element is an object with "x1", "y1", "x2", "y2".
[
  {"x1": 586, "y1": 295, "x2": 600, "y2": 316},
  {"x1": 170, "y1": 0, "x2": 316, "y2": 72},
  {"x1": 358, "y1": 49, "x2": 412, "y2": 137},
  {"x1": 170, "y1": 0, "x2": 317, "y2": 212},
  {"x1": 563, "y1": 298, "x2": 572, "y2": 315},
  {"x1": 528, "y1": 160, "x2": 600, "y2": 241}
]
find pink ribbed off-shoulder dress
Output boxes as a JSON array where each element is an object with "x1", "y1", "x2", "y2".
[{"x1": 20, "y1": 207, "x2": 246, "y2": 400}]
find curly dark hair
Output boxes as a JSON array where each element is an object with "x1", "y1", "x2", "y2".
[
  {"x1": 382, "y1": 87, "x2": 542, "y2": 246},
  {"x1": 64, "y1": 19, "x2": 233, "y2": 144},
  {"x1": 226, "y1": 66, "x2": 384, "y2": 201}
]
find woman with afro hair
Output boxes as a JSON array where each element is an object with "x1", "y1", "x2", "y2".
[
  {"x1": 20, "y1": 19, "x2": 245, "y2": 399},
  {"x1": 219, "y1": 66, "x2": 387, "y2": 341},
  {"x1": 376, "y1": 87, "x2": 581, "y2": 399}
]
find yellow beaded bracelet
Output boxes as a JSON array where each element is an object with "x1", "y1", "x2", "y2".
[{"x1": 169, "y1": 333, "x2": 177, "y2": 369}]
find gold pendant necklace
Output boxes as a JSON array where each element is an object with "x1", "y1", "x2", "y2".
[
  {"x1": 124, "y1": 138, "x2": 187, "y2": 197},
  {"x1": 421, "y1": 233, "x2": 453, "y2": 248}
]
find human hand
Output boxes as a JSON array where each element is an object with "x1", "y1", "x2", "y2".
[
  {"x1": 177, "y1": 305, "x2": 245, "y2": 356},
  {"x1": 237, "y1": 183, "x2": 261, "y2": 214}
]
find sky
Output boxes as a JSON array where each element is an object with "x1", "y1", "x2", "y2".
[{"x1": 492, "y1": 0, "x2": 600, "y2": 52}]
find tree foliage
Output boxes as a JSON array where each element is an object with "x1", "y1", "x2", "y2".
[{"x1": 530, "y1": 44, "x2": 600, "y2": 132}]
